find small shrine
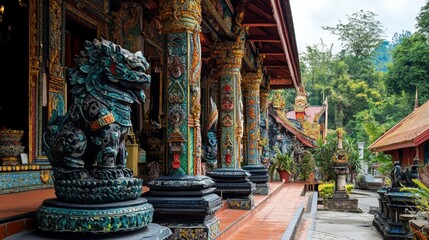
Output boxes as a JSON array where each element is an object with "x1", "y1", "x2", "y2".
[{"x1": 326, "y1": 129, "x2": 359, "y2": 212}]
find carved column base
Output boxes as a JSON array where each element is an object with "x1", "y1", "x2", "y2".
[
  {"x1": 143, "y1": 175, "x2": 222, "y2": 238},
  {"x1": 207, "y1": 168, "x2": 256, "y2": 210},
  {"x1": 242, "y1": 165, "x2": 269, "y2": 195},
  {"x1": 36, "y1": 198, "x2": 155, "y2": 234},
  {"x1": 254, "y1": 183, "x2": 270, "y2": 195},
  {"x1": 161, "y1": 216, "x2": 220, "y2": 240},
  {"x1": 7, "y1": 223, "x2": 172, "y2": 240},
  {"x1": 227, "y1": 195, "x2": 255, "y2": 210}
]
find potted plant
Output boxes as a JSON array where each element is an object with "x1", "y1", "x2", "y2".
[
  {"x1": 269, "y1": 146, "x2": 296, "y2": 182},
  {"x1": 401, "y1": 179, "x2": 429, "y2": 239}
]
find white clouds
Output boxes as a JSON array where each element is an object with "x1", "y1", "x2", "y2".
[{"x1": 290, "y1": 0, "x2": 425, "y2": 54}]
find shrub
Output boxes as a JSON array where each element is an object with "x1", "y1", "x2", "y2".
[
  {"x1": 298, "y1": 150, "x2": 316, "y2": 181},
  {"x1": 318, "y1": 182, "x2": 354, "y2": 201},
  {"x1": 346, "y1": 184, "x2": 354, "y2": 194},
  {"x1": 318, "y1": 182, "x2": 334, "y2": 200}
]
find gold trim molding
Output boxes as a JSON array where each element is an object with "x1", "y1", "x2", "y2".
[{"x1": 160, "y1": 0, "x2": 202, "y2": 33}]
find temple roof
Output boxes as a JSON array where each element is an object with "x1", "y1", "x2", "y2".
[
  {"x1": 269, "y1": 107, "x2": 316, "y2": 148},
  {"x1": 369, "y1": 100, "x2": 429, "y2": 152},
  {"x1": 200, "y1": 0, "x2": 301, "y2": 90},
  {"x1": 287, "y1": 106, "x2": 325, "y2": 122},
  {"x1": 241, "y1": 0, "x2": 301, "y2": 89}
]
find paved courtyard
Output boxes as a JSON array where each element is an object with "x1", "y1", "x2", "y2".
[{"x1": 311, "y1": 190, "x2": 382, "y2": 240}]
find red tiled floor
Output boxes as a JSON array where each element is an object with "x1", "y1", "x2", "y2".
[
  {"x1": 0, "y1": 186, "x2": 151, "y2": 219},
  {"x1": 221, "y1": 183, "x2": 307, "y2": 240},
  {"x1": 0, "y1": 189, "x2": 55, "y2": 219},
  {"x1": 0, "y1": 182, "x2": 308, "y2": 239}
]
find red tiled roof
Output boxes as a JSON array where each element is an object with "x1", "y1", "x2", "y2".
[{"x1": 369, "y1": 100, "x2": 429, "y2": 152}]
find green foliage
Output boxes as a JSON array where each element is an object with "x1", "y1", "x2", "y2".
[
  {"x1": 318, "y1": 182, "x2": 354, "y2": 201},
  {"x1": 385, "y1": 33, "x2": 429, "y2": 105},
  {"x1": 346, "y1": 184, "x2": 354, "y2": 194},
  {"x1": 318, "y1": 182, "x2": 335, "y2": 200},
  {"x1": 298, "y1": 150, "x2": 316, "y2": 181},
  {"x1": 312, "y1": 133, "x2": 337, "y2": 181},
  {"x1": 417, "y1": 1, "x2": 429, "y2": 37},
  {"x1": 311, "y1": 130, "x2": 360, "y2": 181},
  {"x1": 401, "y1": 179, "x2": 429, "y2": 213},
  {"x1": 269, "y1": 146, "x2": 297, "y2": 180},
  {"x1": 298, "y1": 8, "x2": 429, "y2": 181},
  {"x1": 323, "y1": 10, "x2": 385, "y2": 59}
]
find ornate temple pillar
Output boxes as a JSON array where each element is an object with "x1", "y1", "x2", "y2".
[
  {"x1": 241, "y1": 64, "x2": 270, "y2": 195},
  {"x1": 242, "y1": 71, "x2": 262, "y2": 165},
  {"x1": 144, "y1": 1, "x2": 223, "y2": 239},
  {"x1": 206, "y1": 35, "x2": 256, "y2": 209},
  {"x1": 211, "y1": 36, "x2": 244, "y2": 168},
  {"x1": 161, "y1": 0, "x2": 203, "y2": 176}
]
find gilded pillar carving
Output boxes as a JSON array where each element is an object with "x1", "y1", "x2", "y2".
[
  {"x1": 160, "y1": 0, "x2": 202, "y2": 175},
  {"x1": 28, "y1": 0, "x2": 42, "y2": 162},
  {"x1": 242, "y1": 69, "x2": 262, "y2": 165},
  {"x1": 212, "y1": 34, "x2": 245, "y2": 168},
  {"x1": 48, "y1": 0, "x2": 66, "y2": 120},
  {"x1": 259, "y1": 87, "x2": 270, "y2": 161}
]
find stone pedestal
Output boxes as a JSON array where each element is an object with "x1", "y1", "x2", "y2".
[
  {"x1": 37, "y1": 198, "x2": 154, "y2": 233},
  {"x1": 373, "y1": 187, "x2": 415, "y2": 240},
  {"x1": 207, "y1": 168, "x2": 255, "y2": 210},
  {"x1": 5, "y1": 223, "x2": 171, "y2": 240},
  {"x1": 326, "y1": 198, "x2": 359, "y2": 212},
  {"x1": 326, "y1": 162, "x2": 359, "y2": 212},
  {"x1": 242, "y1": 165, "x2": 269, "y2": 195},
  {"x1": 143, "y1": 175, "x2": 222, "y2": 240}
]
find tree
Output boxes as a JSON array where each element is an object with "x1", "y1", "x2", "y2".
[
  {"x1": 385, "y1": 33, "x2": 429, "y2": 105},
  {"x1": 323, "y1": 10, "x2": 385, "y2": 59},
  {"x1": 417, "y1": 1, "x2": 429, "y2": 36}
]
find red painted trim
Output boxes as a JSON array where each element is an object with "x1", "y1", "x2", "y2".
[
  {"x1": 370, "y1": 141, "x2": 415, "y2": 152},
  {"x1": 414, "y1": 128, "x2": 429, "y2": 146}
]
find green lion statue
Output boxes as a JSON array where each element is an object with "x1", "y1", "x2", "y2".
[{"x1": 43, "y1": 39, "x2": 150, "y2": 203}]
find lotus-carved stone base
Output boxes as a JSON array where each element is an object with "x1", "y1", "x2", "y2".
[
  {"x1": 36, "y1": 198, "x2": 154, "y2": 234},
  {"x1": 54, "y1": 177, "x2": 143, "y2": 204}
]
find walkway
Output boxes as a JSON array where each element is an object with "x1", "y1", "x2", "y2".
[
  {"x1": 0, "y1": 183, "x2": 309, "y2": 239},
  {"x1": 218, "y1": 183, "x2": 307, "y2": 240}
]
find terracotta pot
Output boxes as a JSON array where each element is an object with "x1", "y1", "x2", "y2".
[{"x1": 278, "y1": 170, "x2": 290, "y2": 183}]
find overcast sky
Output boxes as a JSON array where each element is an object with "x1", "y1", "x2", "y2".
[{"x1": 289, "y1": 0, "x2": 427, "y2": 54}]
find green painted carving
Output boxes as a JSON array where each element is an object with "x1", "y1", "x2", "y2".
[
  {"x1": 167, "y1": 32, "x2": 189, "y2": 175},
  {"x1": 37, "y1": 200, "x2": 154, "y2": 233},
  {"x1": 166, "y1": 31, "x2": 202, "y2": 175}
]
